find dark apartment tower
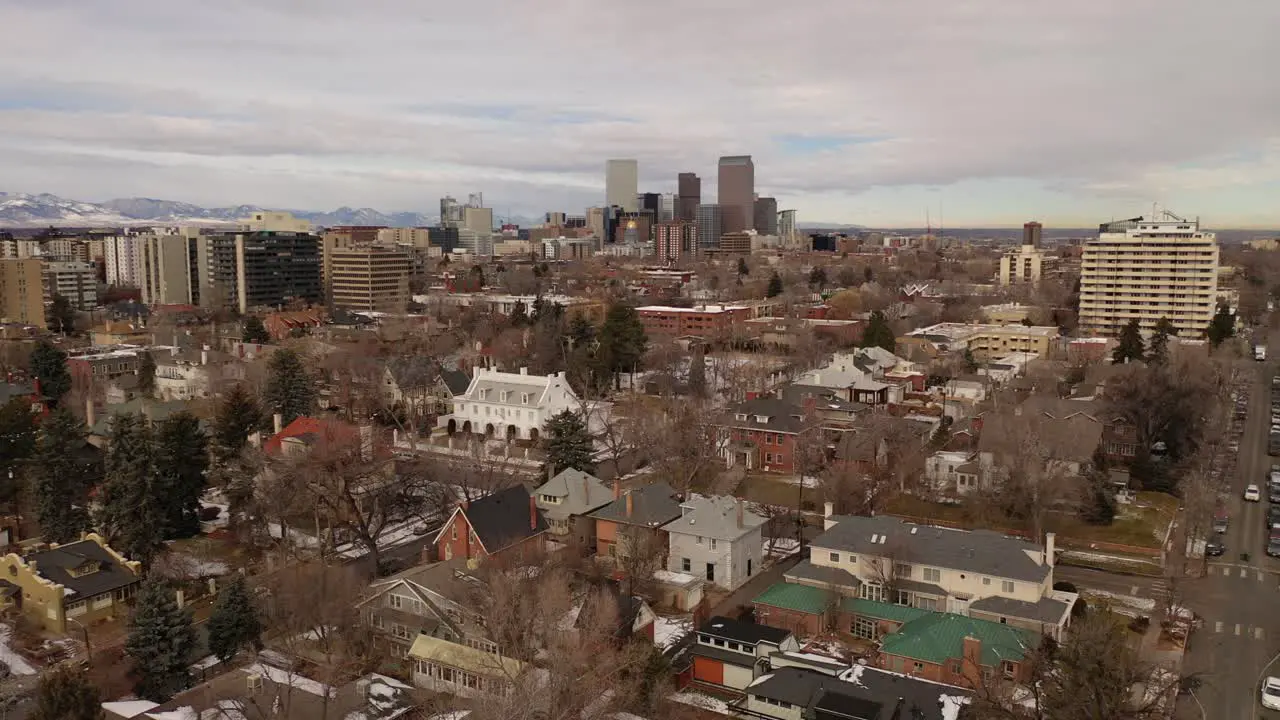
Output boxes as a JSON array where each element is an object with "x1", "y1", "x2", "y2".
[
  {"x1": 754, "y1": 197, "x2": 778, "y2": 235},
  {"x1": 718, "y1": 156, "x2": 755, "y2": 233},
  {"x1": 677, "y1": 172, "x2": 701, "y2": 222},
  {"x1": 1023, "y1": 221, "x2": 1043, "y2": 248}
]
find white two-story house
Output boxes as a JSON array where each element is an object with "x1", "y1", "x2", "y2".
[
  {"x1": 784, "y1": 507, "x2": 1076, "y2": 639},
  {"x1": 662, "y1": 495, "x2": 766, "y2": 591},
  {"x1": 441, "y1": 366, "x2": 607, "y2": 442}
]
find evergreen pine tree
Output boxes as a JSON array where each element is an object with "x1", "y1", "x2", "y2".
[
  {"x1": 30, "y1": 341, "x2": 71, "y2": 407},
  {"x1": 137, "y1": 351, "x2": 157, "y2": 397},
  {"x1": 98, "y1": 414, "x2": 165, "y2": 564},
  {"x1": 47, "y1": 294, "x2": 77, "y2": 336},
  {"x1": 29, "y1": 663, "x2": 102, "y2": 720},
  {"x1": 264, "y1": 349, "x2": 316, "y2": 425},
  {"x1": 859, "y1": 310, "x2": 896, "y2": 353},
  {"x1": 736, "y1": 257, "x2": 750, "y2": 277},
  {"x1": 1111, "y1": 319, "x2": 1145, "y2": 364},
  {"x1": 242, "y1": 316, "x2": 270, "y2": 344},
  {"x1": 206, "y1": 575, "x2": 264, "y2": 662},
  {"x1": 598, "y1": 303, "x2": 648, "y2": 390},
  {"x1": 125, "y1": 579, "x2": 196, "y2": 702},
  {"x1": 0, "y1": 397, "x2": 36, "y2": 509},
  {"x1": 544, "y1": 409, "x2": 595, "y2": 475},
  {"x1": 567, "y1": 314, "x2": 595, "y2": 348},
  {"x1": 808, "y1": 266, "x2": 827, "y2": 290},
  {"x1": 32, "y1": 408, "x2": 94, "y2": 543},
  {"x1": 154, "y1": 412, "x2": 209, "y2": 539},
  {"x1": 213, "y1": 384, "x2": 264, "y2": 460},
  {"x1": 1206, "y1": 304, "x2": 1236, "y2": 348},
  {"x1": 509, "y1": 300, "x2": 528, "y2": 327},
  {"x1": 1147, "y1": 317, "x2": 1175, "y2": 364},
  {"x1": 766, "y1": 271, "x2": 784, "y2": 298}
]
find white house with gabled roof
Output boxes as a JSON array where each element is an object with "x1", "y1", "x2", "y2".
[{"x1": 441, "y1": 366, "x2": 607, "y2": 442}]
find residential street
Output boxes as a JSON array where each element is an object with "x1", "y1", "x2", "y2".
[{"x1": 1178, "y1": 336, "x2": 1280, "y2": 720}]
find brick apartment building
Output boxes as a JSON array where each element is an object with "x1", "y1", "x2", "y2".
[{"x1": 636, "y1": 304, "x2": 751, "y2": 339}]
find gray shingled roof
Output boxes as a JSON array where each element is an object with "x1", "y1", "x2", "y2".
[
  {"x1": 588, "y1": 482, "x2": 681, "y2": 528},
  {"x1": 534, "y1": 468, "x2": 615, "y2": 519},
  {"x1": 746, "y1": 666, "x2": 970, "y2": 720},
  {"x1": 720, "y1": 397, "x2": 811, "y2": 434},
  {"x1": 970, "y1": 594, "x2": 1071, "y2": 625},
  {"x1": 810, "y1": 515, "x2": 1050, "y2": 584},
  {"x1": 784, "y1": 559, "x2": 861, "y2": 588},
  {"x1": 660, "y1": 494, "x2": 766, "y2": 541},
  {"x1": 438, "y1": 369, "x2": 472, "y2": 396},
  {"x1": 26, "y1": 540, "x2": 140, "y2": 601}
]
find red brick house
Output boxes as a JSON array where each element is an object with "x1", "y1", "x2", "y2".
[
  {"x1": 434, "y1": 485, "x2": 549, "y2": 565},
  {"x1": 718, "y1": 397, "x2": 820, "y2": 474}
]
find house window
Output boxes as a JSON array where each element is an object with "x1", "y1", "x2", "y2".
[
  {"x1": 982, "y1": 577, "x2": 991, "y2": 586},
  {"x1": 765, "y1": 453, "x2": 774, "y2": 464},
  {"x1": 1002, "y1": 580, "x2": 1015, "y2": 594},
  {"x1": 829, "y1": 552, "x2": 840, "y2": 563},
  {"x1": 852, "y1": 617, "x2": 877, "y2": 639},
  {"x1": 451, "y1": 524, "x2": 458, "y2": 541},
  {"x1": 860, "y1": 583, "x2": 885, "y2": 603},
  {"x1": 1001, "y1": 660, "x2": 1016, "y2": 679},
  {"x1": 391, "y1": 623, "x2": 413, "y2": 640},
  {"x1": 521, "y1": 393, "x2": 530, "y2": 404},
  {"x1": 950, "y1": 659, "x2": 962, "y2": 675},
  {"x1": 775, "y1": 454, "x2": 784, "y2": 465},
  {"x1": 922, "y1": 567, "x2": 941, "y2": 583},
  {"x1": 682, "y1": 558, "x2": 691, "y2": 572},
  {"x1": 710, "y1": 539, "x2": 718, "y2": 550},
  {"x1": 916, "y1": 596, "x2": 939, "y2": 611},
  {"x1": 893, "y1": 563, "x2": 912, "y2": 578},
  {"x1": 696, "y1": 536, "x2": 703, "y2": 545},
  {"x1": 913, "y1": 662, "x2": 925, "y2": 673}
]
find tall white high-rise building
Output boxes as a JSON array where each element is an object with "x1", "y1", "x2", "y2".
[
  {"x1": 103, "y1": 234, "x2": 146, "y2": 288},
  {"x1": 605, "y1": 159, "x2": 639, "y2": 212},
  {"x1": 1079, "y1": 211, "x2": 1219, "y2": 337}
]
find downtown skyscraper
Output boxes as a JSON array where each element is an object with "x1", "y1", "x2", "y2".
[
  {"x1": 605, "y1": 159, "x2": 639, "y2": 212},
  {"x1": 717, "y1": 156, "x2": 754, "y2": 233}
]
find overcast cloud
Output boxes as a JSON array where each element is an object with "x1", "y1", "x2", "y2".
[{"x1": 1, "y1": 0, "x2": 1277, "y2": 226}]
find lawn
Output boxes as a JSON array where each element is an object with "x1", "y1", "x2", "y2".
[{"x1": 737, "y1": 472, "x2": 812, "y2": 510}]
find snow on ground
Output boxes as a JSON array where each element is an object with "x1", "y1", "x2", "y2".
[
  {"x1": 1082, "y1": 589, "x2": 1157, "y2": 613},
  {"x1": 246, "y1": 663, "x2": 335, "y2": 698},
  {"x1": 167, "y1": 554, "x2": 231, "y2": 579},
  {"x1": 0, "y1": 624, "x2": 37, "y2": 676},
  {"x1": 839, "y1": 662, "x2": 867, "y2": 686},
  {"x1": 765, "y1": 537, "x2": 801, "y2": 558},
  {"x1": 788, "y1": 475, "x2": 822, "y2": 489},
  {"x1": 940, "y1": 694, "x2": 970, "y2": 720},
  {"x1": 100, "y1": 700, "x2": 160, "y2": 718},
  {"x1": 190, "y1": 654, "x2": 221, "y2": 670},
  {"x1": 653, "y1": 615, "x2": 692, "y2": 650},
  {"x1": 669, "y1": 689, "x2": 731, "y2": 715},
  {"x1": 653, "y1": 569, "x2": 699, "y2": 585},
  {"x1": 1060, "y1": 550, "x2": 1161, "y2": 568}
]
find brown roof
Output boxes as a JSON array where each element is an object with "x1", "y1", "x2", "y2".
[{"x1": 978, "y1": 396, "x2": 1103, "y2": 463}]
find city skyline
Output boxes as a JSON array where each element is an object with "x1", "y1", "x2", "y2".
[{"x1": 1, "y1": 1, "x2": 1278, "y2": 227}]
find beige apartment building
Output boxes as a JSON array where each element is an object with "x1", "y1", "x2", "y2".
[
  {"x1": 0, "y1": 258, "x2": 46, "y2": 328},
  {"x1": 141, "y1": 232, "x2": 198, "y2": 305},
  {"x1": 999, "y1": 244, "x2": 1045, "y2": 285},
  {"x1": 376, "y1": 227, "x2": 431, "y2": 248},
  {"x1": 902, "y1": 322, "x2": 1059, "y2": 360},
  {"x1": 330, "y1": 246, "x2": 410, "y2": 312},
  {"x1": 1079, "y1": 213, "x2": 1219, "y2": 337}
]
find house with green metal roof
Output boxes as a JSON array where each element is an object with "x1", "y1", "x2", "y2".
[
  {"x1": 751, "y1": 582, "x2": 839, "y2": 637},
  {"x1": 877, "y1": 611, "x2": 1039, "y2": 687}
]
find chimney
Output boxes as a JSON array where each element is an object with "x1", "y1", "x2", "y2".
[
  {"x1": 613, "y1": 479, "x2": 621, "y2": 500},
  {"x1": 201, "y1": 348, "x2": 208, "y2": 366},
  {"x1": 85, "y1": 397, "x2": 96, "y2": 429},
  {"x1": 1045, "y1": 532, "x2": 1056, "y2": 568},
  {"x1": 824, "y1": 501, "x2": 834, "y2": 519},
  {"x1": 961, "y1": 636, "x2": 982, "y2": 671},
  {"x1": 583, "y1": 473, "x2": 589, "y2": 501},
  {"x1": 736, "y1": 498, "x2": 744, "y2": 529},
  {"x1": 473, "y1": 365, "x2": 481, "y2": 378},
  {"x1": 625, "y1": 490, "x2": 634, "y2": 518},
  {"x1": 530, "y1": 495, "x2": 538, "y2": 531},
  {"x1": 273, "y1": 413, "x2": 283, "y2": 434}
]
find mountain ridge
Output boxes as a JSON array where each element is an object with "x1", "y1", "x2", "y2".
[{"x1": 0, "y1": 192, "x2": 435, "y2": 228}]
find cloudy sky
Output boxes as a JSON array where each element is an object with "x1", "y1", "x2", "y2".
[{"x1": 1, "y1": 0, "x2": 1278, "y2": 227}]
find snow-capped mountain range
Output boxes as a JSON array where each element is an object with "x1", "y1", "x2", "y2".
[{"x1": 0, "y1": 192, "x2": 435, "y2": 228}]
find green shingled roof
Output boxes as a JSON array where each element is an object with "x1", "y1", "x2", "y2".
[
  {"x1": 879, "y1": 612, "x2": 1038, "y2": 667},
  {"x1": 753, "y1": 582, "x2": 832, "y2": 615},
  {"x1": 842, "y1": 598, "x2": 931, "y2": 625}
]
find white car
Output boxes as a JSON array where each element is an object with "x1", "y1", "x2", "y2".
[
  {"x1": 1245, "y1": 484, "x2": 1262, "y2": 502},
  {"x1": 1261, "y1": 676, "x2": 1280, "y2": 711}
]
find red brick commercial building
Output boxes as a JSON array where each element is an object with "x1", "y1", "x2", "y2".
[
  {"x1": 637, "y1": 301, "x2": 752, "y2": 338},
  {"x1": 636, "y1": 304, "x2": 751, "y2": 339}
]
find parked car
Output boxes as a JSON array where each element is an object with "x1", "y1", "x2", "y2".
[
  {"x1": 1246, "y1": 484, "x2": 1262, "y2": 502},
  {"x1": 1268, "y1": 506, "x2": 1280, "y2": 530},
  {"x1": 1268, "y1": 533, "x2": 1280, "y2": 558},
  {"x1": 1263, "y1": 676, "x2": 1280, "y2": 711},
  {"x1": 1213, "y1": 510, "x2": 1230, "y2": 534},
  {"x1": 1205, "y1": 533, "x2": 1226, "y2": 557}
]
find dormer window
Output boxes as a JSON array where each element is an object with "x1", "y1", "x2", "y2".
[
  {"x1": 755, "y1": 415, "x2": 770, "y2": 423},
  {"x1": 521, "y1": 393, "x2": 530, "y2": 405},
  {"x1": 501, "y1": 390, "x2": 510, "y2": 402},
  {"x1": 735, "y1": 413, "x2": 748, "y2": 422}
]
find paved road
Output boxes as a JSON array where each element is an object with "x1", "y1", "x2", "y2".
[
  {"x1": 1055, "y1": 565, "x2": 1167, "y2": 600},
  {"x1": 1179, "y1": 345, "x2": 1280, "y2": 720}
]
